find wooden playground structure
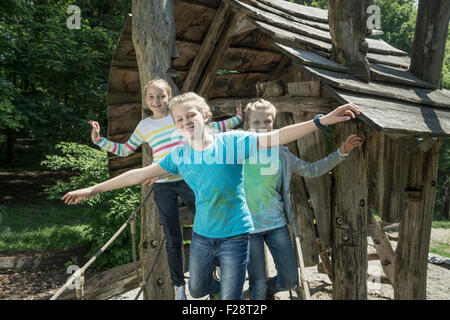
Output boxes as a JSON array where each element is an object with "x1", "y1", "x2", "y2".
[{"x1": 73, "y1": 0, "x2": 450, "y2": 300}]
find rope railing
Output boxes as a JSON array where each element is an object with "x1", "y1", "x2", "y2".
[{"x1": 50, "y1": 186, "x2": 157, "y2": 300}]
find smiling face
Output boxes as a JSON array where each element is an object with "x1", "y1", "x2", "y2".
[
  {"x1": 172, "y1": 102, "x2": 208, "y2": 140},
  {"x1": 145, "y1": 83, "x2": 170, "y2": 117},
  {"x1": 248, "y1": 109, "x2": 274, "y2": 133}
]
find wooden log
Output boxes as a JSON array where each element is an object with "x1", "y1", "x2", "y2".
[
  {"x1": 132, "y1": 0, "x2": 179, "y2": 300},
  {"x1": 287, "y1": 81, "x2": 321, "y2": 97},
  {"x1": 231, "y1": 28, "x2": 278, "y2": 51},
  {"x1": 222, "y1": 47, "x2": 282, "y2": 73},
  {"x1": 108, "y1": 152, "x2": 142, "y2": 171},
  {"x1": 108, "y1": 68, "x2": 140, "y2": 93},
  {"x1": 293, "y1": 112, "x2": 333, "y2": 250},
  {"x1": 174, "y1": 1, "x2": 216, "y2": 42},
  {"x1": 207, "y1": 72, "x2": 270, "y2": 99},
  {"x1": 331, "y1": 120, "x2": 369, "y2": 300},
  {"x1": 275, "y1": 112, "x2": 319, "y2": 267},
  {"x1": 208, "y1": 96, "x2": 334, "y2": 118},
  {"x1": 181, "y1": 1, "x2": 230, "y2": 92},
  {"x1": 107, "y1": 103, "x2": 141, "y2": 136},
  {"x1": 58, "y1": 262, "x2": 139, "y2": 300},
  {"x1": 198, "y1": 12, "x2": 255, "y2": 96},
  {"x1": 367, "y1": 212, "x2": 395, "y2": 285},
  {"x1": 409, "y1": 0, "x2": 450, "y2": 88},
  {"x1": 394, "y1": 139, "x2": 442, "y2": 299}
]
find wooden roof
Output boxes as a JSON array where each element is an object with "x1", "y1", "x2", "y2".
[{"x1": 170, "y1": 0, "x2": 450, "y2": 136}]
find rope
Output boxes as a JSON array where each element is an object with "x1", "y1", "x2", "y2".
[{"x1": 50, "y1": 186, "x2": 154, "y2": 300}]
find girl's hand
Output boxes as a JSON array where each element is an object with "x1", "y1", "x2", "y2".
[
  {"x1": 236, "y1": 104, "x2": 243, "y2": 117},
  {"x1": 62, "y1": 187, "x2": 96, "y2": 205},
  {"x1": 320, "y1": 103, "x2": 360, "y2": 126},
  {"x1": 142, "y1": 177, "x2": 159, "y2": 187},
  {"x1": 340, "y1": 134, "x2": 362, "y2": 154},
  {"x1": 89, "y1": 120, "x2": 101, "y2": 142}
]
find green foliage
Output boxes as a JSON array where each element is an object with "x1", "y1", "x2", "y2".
[
  {"x1": 289, "y1": 0, "x2": 328, "y2": 9},
  {"x1": 41, "y1": 142, "x2": 141, "y2": 270},
  {"x1": 0, "y1": 0, "x2": 131, "y2": 151}
]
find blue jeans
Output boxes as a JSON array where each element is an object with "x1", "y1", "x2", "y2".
[
  {"x1": 247, "y1": 225, "x2": 298, "y2": 300},
  {"x1": 153, "y1": 180, "x2": 196, "y2": 287},
  {"x1": 189, "y1": 232, "x2": 250, "y2": 300}
]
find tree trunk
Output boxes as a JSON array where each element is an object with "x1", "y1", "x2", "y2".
[
  {"x1": 409, "y1": 0, "x2": 450, "y2": 88},
  {"x1": 331, "y1": 121, "x2": 369, "y2": 300},
  {"x1": 131, "y1": 0, "x2": 179, "y2": 300},
  {"x1": 327, "y1": 0, "x2": 371, "y2": 83}
]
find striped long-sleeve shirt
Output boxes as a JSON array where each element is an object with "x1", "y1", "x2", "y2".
[{"x1": 93, "y1": 114, "x2": 243, "y2": 183}]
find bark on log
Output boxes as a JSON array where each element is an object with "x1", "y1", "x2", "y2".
[
  {"x1": 409, "y1": 0, "x2": 450, "y2": 89},
  {"x1": 327, "y1": 0, "x2": 371, "y2": 82},
  {"x1": 132, "y1": 0, "x2": 179, "y2": 300},
  {"x1": 331, "y1": 121, "x2": 369, "y2": 300}
]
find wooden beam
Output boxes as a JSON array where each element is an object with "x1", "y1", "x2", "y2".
[
  {"x1": 331, "y1": 120, "x2": 370, "y2": 300},
  {"x1": 181, "y1": 2, "x2": 231, "y2": 92},
  {"x1": 131, "y1": 0, "x2": 178, "y2": 300},
  {"x1": 394, "y1": 139, "x2": 442, "y2": 299},
  {"x1": 208, "y1": 96, "x2": 334, "y2": 117},
  {"x1": 409, "y1": 0, "x2": 450, "y2": 88}
]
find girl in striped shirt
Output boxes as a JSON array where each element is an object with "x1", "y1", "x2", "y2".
[{"x1": 88, "y1": 79, "x2": 243, "y2": 300}]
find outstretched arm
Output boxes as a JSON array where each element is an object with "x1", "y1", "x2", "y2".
[
  {"x1": 257, "y1": 104, "x2": 360, "y2": 148},
  {"x1": 62, "y1": 163, "x2": 168, "y2": 205},
  {"x1": 210, "y1": 104, "x2": 244, "y2": 132}
]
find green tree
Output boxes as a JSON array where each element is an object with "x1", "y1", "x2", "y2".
[{"x1": 0, "y1": 0, "x2": 131, "y2": 163}]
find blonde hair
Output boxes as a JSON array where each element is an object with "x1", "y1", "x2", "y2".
[
  {"x1": 144, "y1": 79, "x2": 172, "y2": 98},
  {"x1": 244, "y1": 99, "x2": 277, "y2": 129},
  {"x1": 169, "y1": 92, "x2": 212, "y2": 124}
]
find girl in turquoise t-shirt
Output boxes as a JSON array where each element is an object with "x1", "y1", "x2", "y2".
[{"x1": 62, "y1": 92, "x2": 360, "y2": 300}]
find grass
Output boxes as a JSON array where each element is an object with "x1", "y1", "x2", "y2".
[
  {"x1": 431, "y1": 220, "x2": 450, "y2": 229},
  {"x1": 0, "y1": 200, "x2": 93, "y2": 252},
  {"x1": 429, "y1": 241, "x2": 450, "y2": 258}
]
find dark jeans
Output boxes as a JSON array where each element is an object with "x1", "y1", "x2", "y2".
[{"x1": 153, "y1": 180, "x2": 196, "y2": 287}]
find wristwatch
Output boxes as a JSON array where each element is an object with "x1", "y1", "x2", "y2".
[{"x1": 313, "y1": 114, "x2": 327, "y2": 129}]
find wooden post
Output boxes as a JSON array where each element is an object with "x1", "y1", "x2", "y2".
[
  {"x1": 331, "y1": 121, "x2": 369, "y2": 300},
  {"x1": 409, "y1": 0, "x2": 450, "y2": 89},
  {"x1": 394, "y1": 139, "x2": 442, "y2": 299},
  {"x1": 327, "y1": 0, "x2": 371, "y2": 82},
  {"x1": 132, "y1": 0, "x2": 179, "y2": 300}
]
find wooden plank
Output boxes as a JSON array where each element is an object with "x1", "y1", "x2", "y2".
[
  {"x1": 257, "y1": 0, "x2": 328, "y2": 23},
  {"x1": 111, "y1": 37, "x2": 137, "y2": 68},
  {"x1": 287, "y1": 81, "x2": 321, "y2": 97},
  {"x1": 394, "y1": 140, "x2": 442, "y2": 299},
  {"x1": 58, "y1": 262, "x2": 139, "y2": 300},
  {"x1": 368, "y1": 212, "x2": 395, "y2": 285},
  {"x1": 231, "y1": 28, "x2": 277, "y2": 51},
  {"x1": 242, "y1": 0, "x2": 329, "y2": 31},
  {"x1": 274, "y1": 43, "x2": 348, "y2": 73},
  {"x1": 172, "y1": 40, "x2": 201, "y2": 71},
  {"x1": 174, "y1": 1, "x2": 216, "y2": 42},
  {"x1": 370, "y1": 63, "x2": 435, "y2": 89},
  {"x1": 331, "y1": 120, "x2": 370, "y2": 300},
  {"x1": 108, "y1": 152, "x2": 142, "y2": 171},
  {"x1": 208, "y1": 96, "x2": 333, "y2": 117},
  {"x1": 325, "y1": 87, "x2": 450, "y2": 136},
  {"x1": 108, "y1": 68, "x2": 140, "y2": 93},
  {"x1": 107, "y1": 103, "x2": 141, "y2": 136},
  {"x1": 292, "y1": 113, "x2": 332, "y2": 250},
  {"x1": 181, "y1": 2, "x2": 230, "y2": 91},
  {"x1": 230, "y1": 0, "x2": 407, "y2": 56},
  {"x1": 222, "y1": 46, "x2": 282, "y2": 72},
  {"x1": 298, "y1": 63, "x2": 450, "y2": 109},
  {"x1": 106, "y1": 91, "x2": 141, "y2": 106},
  {"x1": 367, "y1": 52, "x2": 410, "y2": 69},
  {"x1": 207, "y1": 72, "x2": 270, "y2": 99},
  {"x1": 254, "y1": 20, "x2": 331, "y2": 53},
  {"x1": 197, "y1": 12, "x2": 251, "y2": 96}
]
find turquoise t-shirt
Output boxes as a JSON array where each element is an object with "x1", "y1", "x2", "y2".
[
  {"x1": 244, "y1": 148, "x2": 286, "y2": 234},
  {"x1": 158, "y1": 131, "x2": 258, "y2": 238}
]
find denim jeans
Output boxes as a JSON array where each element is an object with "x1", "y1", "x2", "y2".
[
  {"x1": 247, "y1": 225, "x2": 298, "y2": 300},
  {"x1": 153, "y1": 180, "x2": 196, "y2": 287},
  {"x1": 189, "y1": 232, "x2": 250, "y2": 300}
]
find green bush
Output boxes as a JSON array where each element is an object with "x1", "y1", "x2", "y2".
[{"x1": 41, "y1": 142, "x2": 141, "y2": 271}]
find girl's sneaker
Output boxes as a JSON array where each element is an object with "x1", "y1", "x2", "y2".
[{"x1": 174, "y1": 284, "x2": 187, "y2": 300}]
